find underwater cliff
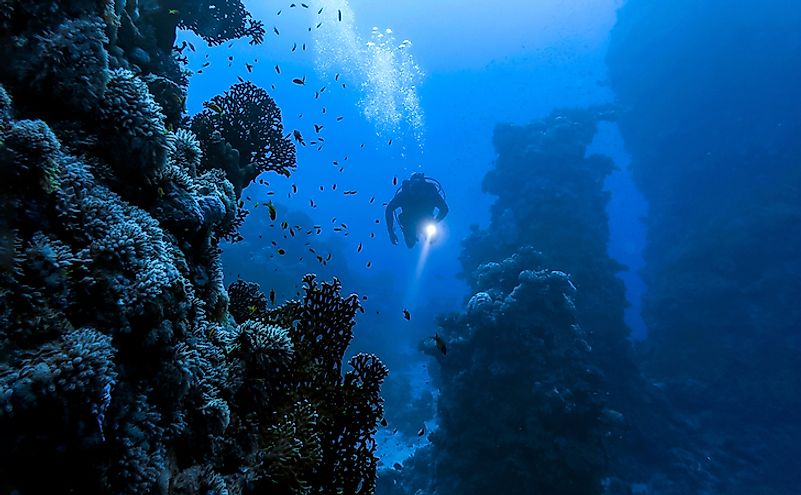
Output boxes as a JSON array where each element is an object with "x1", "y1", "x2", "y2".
[
  {"x1": 0, "y1": 1, "x2": 386, "y2": 493},
  {"x1": 608, "y1": 1, "x2": 801, "y2": 492}
]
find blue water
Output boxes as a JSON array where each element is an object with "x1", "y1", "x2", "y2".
[
  {"x1": 181, "y1": 0, "x2": 636, "y2": 352},
  {"x1": 178, "y1": 1, "x2": 800, "y2": 491}
]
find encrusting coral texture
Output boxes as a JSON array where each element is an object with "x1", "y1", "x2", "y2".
[
  {"x1": 380, "y1": 248, "x2": 608, "y2": 495},
  {"x1": 0, "y1": 1, "x2": 386, "y2": 494}
]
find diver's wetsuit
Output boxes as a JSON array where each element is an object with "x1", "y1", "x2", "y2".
[{"x1": 385, "y1": 177, "x2": 448, "y2": 248}]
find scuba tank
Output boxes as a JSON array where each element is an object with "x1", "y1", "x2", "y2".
[{"x1": 391, "y1": 174, "x2": 446, "y2": 200}]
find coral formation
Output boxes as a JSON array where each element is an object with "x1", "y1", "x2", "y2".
[
  {"x1": 0, "y1": 1, "x2": 385, "y2": 494},
  {"x1": 191, "y1": 81, "x2": 297, "y2": 194},
  {"x1": 383, "y1": 248, "x2": 607, "y2": 495},
  {"x1": 459, "y1": 109, "x2": 655, "y2": 480},
  {"x1": 173, "y1": 0, "x2": 266, "y2": 47}
]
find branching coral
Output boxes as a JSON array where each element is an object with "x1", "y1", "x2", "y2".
[
  {"x1": 174, "y1": 0, "x2": 266, "y2": 46},
  {"x1": 228, "y1": 275, "x2": 389, "y2": 495},
  {"x1": 192, "y1": 81, "x2": 296, "y2": 193},
  {"x1": 227, "y1": 279, "x2": 268, "y2": 324}
]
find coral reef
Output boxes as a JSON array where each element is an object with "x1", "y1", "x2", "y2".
[
  {"x1": 458, "y1": 109, "x2": 665, "y2": 485},
  {"x1": 227, "y1": 276, "x2": 389, "y2": 495},
  {"x1": 607, "y1": 1, "x2": 801, "y2": 493},
  {"x1": 383, "y1": 248, "x2": 608, "y2": 495},
  {"x1": 191, "y1": 81, "x2": 296, "y2": 194},
  {"x1": 0, "y1": 1, "x2": 384, "y2": 494}
]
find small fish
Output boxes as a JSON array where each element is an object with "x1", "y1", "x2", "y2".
[
  {"x1": 292, "y1": 77, "x2": 306, "y2": 85},
  {"x1": 273, "y1": 26, "x2": 280, "y2": 35},
  {"x1": 322, "y1": 106, "x2": 327, "y2": 114},
  {"x1": 393, "y1": 176, "x2": 398, "y2": 185},
  {"x1": 357, "y1": 243, "x2": 363, "y2": 253},
  {"x1": 316, "y1": 22, "x2": 322, "y2": 28},
  {"x1": 228, "y1": 55, "x2": 233, "y2": 61},
  {"x1": 301, "y1": 3, "x2": 308, "y2": 7},
  {"x1": 248, "y1": 304, "x2": 257, "y2": 314},
  {"x1": 433, "y1": 333, "x2": 447, "y2": 355},
  {"x1": 269, "y1": 288, "x2": 275, "y2": 305},
  {"x1": 417, "y1": 426, "x2": 425, "y2": 437},
  {"x1": 338, "y1": 9, "x2": 342, "y2": 21},
  {"x1": 202, "y1": 61, "x2": 210, "y2": 68},
  {"x1": 168, "y1": 8, "x2": 179, "y2": 15},
  {"x1": 369, "y1": 196, "x2": 375, "y2": 203},
  {"x1": 277, "y1": 9, "x2": 282, "y2": 15},
  {"x1": 267, "y1": 201, "x2": 277, "y2": 221},
  {"x1": 292, "y1": 184, "x2": 297, "y2": 193},
  {"x1": 277, "y1": 248, "x2": 286, "y2": 255},
  {"x1": 292, "y1": 42, "x2": 297, "y2": 52},
  {"x1": 314, "y1": 91, "x2": 319, "y2": 99},
  {"x1": 314, "y1": 124, "x2": 323, "y2": 133},
  {"x1": 237, "y1": 76, "x2": 245, "y2": 83},
  {"x1": 380, "y1": 417, "x2": 388, "y2": 427},
  {"x1": 336, "y1": 116, "x2": 344, "y2": 121},
  {"x1": 388, "y1": 139, "x2": 393, "y2": 145},
  {"x1": 188, "y1": 42, "x2": 196, "y2": 52},
  {"x1": 206, "y1": 102, "x2": 224, "y2": 114},
  {"x1": 302, "y1": 43, "x2": 307, "y2": 51},
  {"x1": 403, "y1": 309, "x2": 411, "y2": 320},
  {"x1": 275, "y1": 64, "x2": 281, "y2": 74},
  {"x1": 318, "y1": 7, "x2": 324, "y2": 14},
  {"x1": 367, "y1": 260, "x2": 372, "y2": 268},
  {"x1": 293, "y1": 129, "x2": 305, "y2": 145},
  {"x1": 335, "y1": 73, "x2": 340, "y2": 81},
  {"x1": 246, "y1": 63, "x2": 254, "y2": 72}
]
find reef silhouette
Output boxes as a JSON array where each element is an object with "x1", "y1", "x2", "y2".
[
  {"x1": 0, "y1": 1, "x2": 386, "y2": 494},
  {"x1": 607, "y1": 1, "x2": 801, "y2": 492}
]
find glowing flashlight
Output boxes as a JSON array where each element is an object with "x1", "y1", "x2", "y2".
[{"x1": 425, "y1": 223, "x2": 437, "y2": 238}]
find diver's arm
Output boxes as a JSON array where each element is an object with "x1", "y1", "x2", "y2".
[
  {"x1": 385, "y1": 196, "x2": 400, "y2": 243},
  {"x1": 433, "y1": 194, "x2": 449, "y2": 221}
]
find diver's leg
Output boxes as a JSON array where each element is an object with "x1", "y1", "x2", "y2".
[
  {"x1": 403, "y1": 231, "x2": 416, "y2": 248},
  {"x1": 398, "y1": 212, "x2": 417, "y2": 248}
]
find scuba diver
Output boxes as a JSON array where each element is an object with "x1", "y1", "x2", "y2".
[{"x1": 385, "y1": 172, "x2": 449, "y2": 248}]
